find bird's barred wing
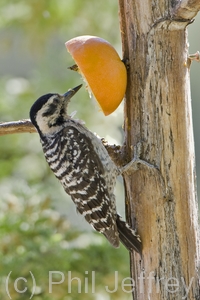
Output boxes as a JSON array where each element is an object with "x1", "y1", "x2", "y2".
[{"x1": 43, "y1": 125, "x2": 119, "y2": 247}]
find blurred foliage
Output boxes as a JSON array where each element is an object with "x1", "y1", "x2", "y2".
[
  {"x1": 0, "y1": 184, "x2": 132, "y2": 300},
  {"x1": 0, "y1": 1, "x2": 131, "y2": 300}
]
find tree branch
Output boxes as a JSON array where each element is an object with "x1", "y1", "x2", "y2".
[
  {"x1": 0, "y1": 120, "x2": 36, "y2": 136},
  {"x1": 189, "y1": 50, "x2": 200, "y2": 61},
  {"x1": 173, "y1": 0, "x2": 200, "y2": 19}
]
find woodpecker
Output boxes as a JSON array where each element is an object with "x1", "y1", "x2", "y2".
[{"x1": 30, "y1": 84, "x2": 142, "y2": 254}]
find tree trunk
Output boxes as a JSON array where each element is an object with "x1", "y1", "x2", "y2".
[{"x1": 118, "y1": 1, "x2": 200, "y2": 299}]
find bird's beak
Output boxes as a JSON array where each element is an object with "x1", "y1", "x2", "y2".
[{"x1": 63, "y1": 84, "x2": 82, "y2": 100}]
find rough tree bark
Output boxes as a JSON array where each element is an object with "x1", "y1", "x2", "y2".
[
  {"x1": 0, "y1": 120, "x2": 36, "y2": 136},
  {"x1": 118, "y1": 0, "x2": 200, "y2": 299}
]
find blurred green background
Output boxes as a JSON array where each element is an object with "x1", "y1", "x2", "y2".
[{"x1": 0, "y1": 1, "x2": 199, "y2": 300}]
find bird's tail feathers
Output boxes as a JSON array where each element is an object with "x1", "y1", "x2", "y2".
[{"x1": 116, "y1": 214, "x2": 142, "y2": 255}]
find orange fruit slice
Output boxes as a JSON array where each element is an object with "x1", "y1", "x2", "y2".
[{"x1": 65, "y1": 35, "x2": 127, "y2": 116}]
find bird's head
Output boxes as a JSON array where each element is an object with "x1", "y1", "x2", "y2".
[{"x1": 30, "y1": 84, "x2": 82, "y2": 136}]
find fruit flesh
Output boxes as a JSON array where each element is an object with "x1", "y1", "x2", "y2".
[{"x1": 65, "y1": 36, "x2": 127, "y2": 116}]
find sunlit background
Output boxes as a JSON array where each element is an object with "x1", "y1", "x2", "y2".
[{"x1": 0, "y1": 2, "x2": 199, "y2": 300}]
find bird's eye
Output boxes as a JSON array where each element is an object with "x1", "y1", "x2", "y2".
[{"x1": 53, "y1": 97, "x2": 60, "y2": 104}]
